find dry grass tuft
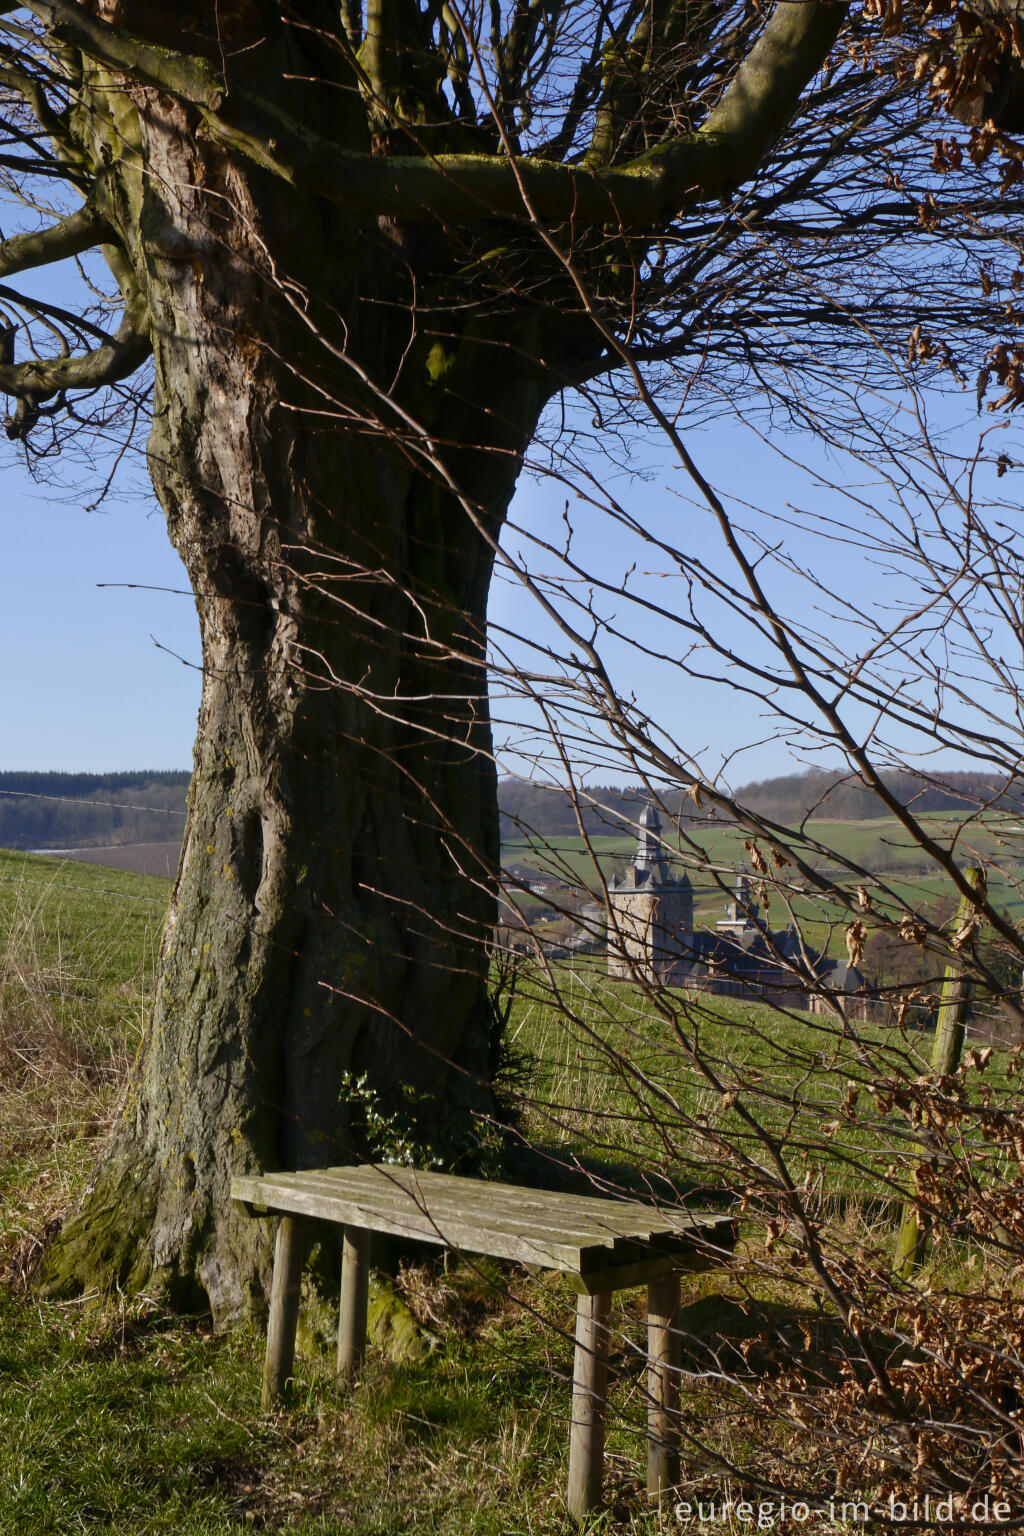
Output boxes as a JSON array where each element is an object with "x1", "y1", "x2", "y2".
[
  {"x1": 394, "y1": 1257, "x2": 519, "y2": 1340},
  {"x1": 0, "y1": 874, "x2": 153, "y2": 1282}
]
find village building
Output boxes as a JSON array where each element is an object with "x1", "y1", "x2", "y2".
[
  {"x1": 604, "y1": 804, "x2": 870, "y2": 1013},
  {"x1": 605, "y1": 803, "x2": 694, "y2": 979}
]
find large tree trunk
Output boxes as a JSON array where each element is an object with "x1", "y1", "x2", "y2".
[{"x1": 42, "y1": 85, "x2": 556, "y2": 1320}]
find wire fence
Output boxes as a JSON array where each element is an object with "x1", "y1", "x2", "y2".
[{"x1": 0, "y1": 788, "x2": 187, "y2": 817}]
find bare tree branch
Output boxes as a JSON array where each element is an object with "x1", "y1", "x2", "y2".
[
  {"x1": 0, "y1": 199, "x2": 106, "y2": 277},
  {"x1": 0, "y1": 256, "x2": 149, "y2": 435},
  {"x1": 14, "y1": 0, "x2": 847, "y2": 224}
]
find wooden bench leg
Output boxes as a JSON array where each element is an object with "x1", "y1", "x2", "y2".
[
  {"x1": 647, "y1": 1274, "x2": 681, "y2": 1501},
  {"x1": 567, "y1": 1290, "x2": 611, "y2": 1520},
  {"x1": 261, "y1": 1214, "x2": 306, "y2": 1408},
  {"x1": 337, "y1": 1224, "x2": 371, "y2": 1383}
]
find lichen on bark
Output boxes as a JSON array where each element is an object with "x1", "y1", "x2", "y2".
[
  {"x1": 7, "y1": 0, "x2": 846, "y2": 1320},
  {"x1": 39, "y1": 67, "x2": 566, "y2": 1323}
]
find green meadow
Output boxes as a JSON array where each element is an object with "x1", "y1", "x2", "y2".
[
  {"x1": 504, "y1": 812, "x2": 1024, "y2": 881},
  {"x1": 0, "y1": 843, "x2": 1017, "y2": 1533},
  {"x1": 0, "y1": 849, "x2": 776, "y2": 1535},
  {"x1": 504, "y1": 813, "x2": 1024, "y2": 960}
]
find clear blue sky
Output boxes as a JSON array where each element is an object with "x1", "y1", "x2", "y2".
[
  {"x1": 0, "y1": 376, "x2": 1015, "y2": 784},
  {"x1": 0, "y1": 248, "x2": 204, "y2": 774},
  {"x1": 488, "y1": 390, "x2": 1024, "y2": 794},
  {"x1": 0, "y1": 414, "x2": 815, "y2": 779},
  {"x1": 0, "y1": 455, "x2": 200, "y2": 771}
]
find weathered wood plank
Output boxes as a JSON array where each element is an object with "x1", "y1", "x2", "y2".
[
  {"x1": 233, "y1": 1167, "x2": 733, "y2": 1274},
  {"x1": 235, "y1": 1170, "x2": 601, "y2": 1254},
  {"x1": 282, "y1": 1173, "x2": 712, "y2": 1267},
  {"x1": 232, "y1": 1175, "x2": 605, "y2": 1271},
  {"x1": 337, "y1": 1225, "x2": 371, "y2": 1383},
  {"x1": 234, "y1": 1171, "x2": 622, "y2": 1253},
  {"x1": 235, "y1": 1178, "x2": 727, "y2": 1279},
  {"x1": 288, "y1": 1168, "x2": 626, "y2": 1243},
  {"x1": 261, "y1": 1214, "x2": 305, "y2": 1407},
  {"x1": 296, "y1": 1169, "x2": 736, "y2": 1268},
  {"x1": 327, "y1": 1163, "x2": 662, "y2": 1214},
  {"x1": 647, "y1": 1274, "x2": 681, "y2": 1500},
  {"x1": 320, "y1": 1164, "x2": 716, "y2": 1234},
  {"x1": 567, "y1": 1289, "x2": 611, "y2": 1519},
  {"x1": 324, "y1": 1164, "x2": 644, "y2": 1208}
]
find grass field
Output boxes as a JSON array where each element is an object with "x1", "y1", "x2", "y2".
[
  {"x1": 504, "y1": 813, "x2": 1024, "y2": 964},
  {"x1": 505, "y1": 964, "x2": 985, "y2": 1203},
  {"x1": 504, "y1": 812, "x2": 1024, "y2": 881},
  {"x1": 1, "y1": 846, "x2": 1019, "y2": 1532},
  {"x1": 0, "y1": 850, "x2": 169, "y2": 1285},
  {"x1": 0, "y1": 850, "x2": 166, "y2": 983}
]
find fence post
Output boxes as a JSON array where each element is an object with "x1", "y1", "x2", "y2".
[{"x1": 893, "y1": 865, "x2": 985, "y2": 1279}]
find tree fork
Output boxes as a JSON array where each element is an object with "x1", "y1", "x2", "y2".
[
  {"x1": 35, "y1": 74, "x2": 566, "y2": 1315},
  {"x1": 15, "y1": 0, "x2": 864, "y2": 1319}
]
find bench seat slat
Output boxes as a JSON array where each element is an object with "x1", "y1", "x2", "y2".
[
  {"x1": 236, "y1": 1165, "x2": 726, "y2": 1239},
  {"x1": 231, "y1": 1165, "x2": 733, "y2": 1275},
  {"x1": 323, "y1": 1164, "x2": 714, "y2": 1232},
  {"x1": 284, "y1": 1167, "x2": 679, "y2": 1241},
  {"x1": 232, "y1": 1174, "x2": 607, "y2": 1270},
  {"x1": 289, "y1": 1172, "x2": 733, "y2": 1267},
  {"x1": 280, "y1": 1170, "x2": 627, "y2": 1247},
  {"x1": 272, "y1": 1170, "x2": 728, "y2": 1271}
]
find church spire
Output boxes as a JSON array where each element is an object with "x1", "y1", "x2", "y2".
[{"x1": 635, "y1": 802, "x2": 670, "y2": 882}]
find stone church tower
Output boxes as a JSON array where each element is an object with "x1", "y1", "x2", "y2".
[{"x1": 607, "y1": 803, "x2": 693, "y2": 981}]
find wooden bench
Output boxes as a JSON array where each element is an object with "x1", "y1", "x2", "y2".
[{"x1": 231, "y1": 1163, "x2": 736, "y2": 1519}]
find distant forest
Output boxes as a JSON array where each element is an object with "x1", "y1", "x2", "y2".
[
  {"x1": 0, "y1": 771, "x2": 190, "y2": 848},
  {"x1": 0, "y1": 767, "x2": 1017, "y2": 853},
  {"x1": 499, "y1": 769, "x2": 1023, "y2": 840}
]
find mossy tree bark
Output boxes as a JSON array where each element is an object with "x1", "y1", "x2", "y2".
[
  {"x1": 41, "y1": 79, "x2": 566, "y2": 1321},
  {"x1": 0, "y1": 0, "x2": 848, "y2": 1318}
]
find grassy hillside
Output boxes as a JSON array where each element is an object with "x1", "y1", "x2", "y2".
[
  {"x1": 0, "y1": 847, "x2": 168, "y2": 1017},
  {"x1": 499, "y1": 768, "x2": 1022, "y2": 843},
  {"x1": 504, "y1": 812, "x2": 1024, "y2": 881},
  {"x1": 507, "y1": 965, "x2": 981, "y2": 1199},
  {"x1": 0, "y1": 850, "x2": 170, "y2": 1281},
  {"x1": 503, "y1": 811, "x2": 1024, "y2": 963},
  {"x1": 1, "y1": 849, "x2": 1019, "y2": 1533},
  {"x1": 0, "y1": 771, "x2": 188, "y2": 850}
]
